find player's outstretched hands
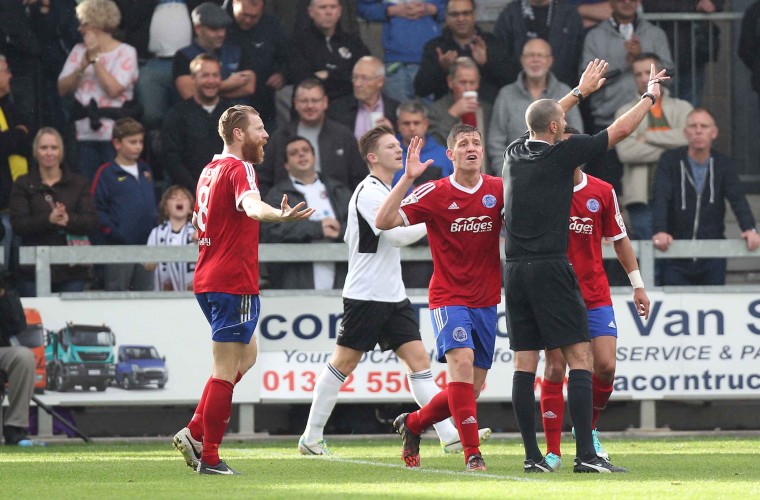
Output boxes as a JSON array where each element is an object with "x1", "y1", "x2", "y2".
[
  {"x1": 404, "y1": 136, "x2": 434, "y2": 180},
  {"x1": 646, "y1": 63, "x2": 670, "y2": 98},
  {"x1": 279, "y1": 194, "x2": 315, "y2": 221},
  {"x1": 577, "y1": 58, "x2": 608, "y2": 97}
]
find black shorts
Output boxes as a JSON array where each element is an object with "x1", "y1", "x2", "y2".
[
  {"x1": 337, "y1": 298, "x2": 422, "y2": 352},
  {"x1": 504, "y1": 258, "x2": 590, "y2": 351}
]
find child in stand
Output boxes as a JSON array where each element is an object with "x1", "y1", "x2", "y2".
[{"x1": 145, "y1": 185, "x2": 196, "y2": 291}]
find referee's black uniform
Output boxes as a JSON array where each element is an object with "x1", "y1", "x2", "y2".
[
  {"x1": 503, "y1": 129, "x2": 611, "y2": 467},
  {"x1": 502, "y1": 130, "x2": 609, "y2": 351}
]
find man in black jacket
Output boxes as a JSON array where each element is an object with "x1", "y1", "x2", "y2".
[
  {"x1": 161, "y1": 54, "x2": 229, "y2": 193},
  {"x1": 288, "y1": 0, "x2": 370, "y2": 103},
  {"x1": 414, "y1": 0, "x2": 513, "y2": 103},
  {"x1": 651, "y1": 108, "x2": 760, "y2": 285},
  {"x1": 327, "y1": 56, "x2": 398, "y2": 140},
  {"x1": 262, "y1": 136, "x2": 351, "y2": 289},
  {"x1": 258, "y1": 78, "x2": 366, "y2": 196},
  {"x1": 0, "y1": 271, "x2": 36, "y2": 446}
]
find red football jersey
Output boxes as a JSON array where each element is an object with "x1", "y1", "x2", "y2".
[
  {"x1": 193, "y1": 154, "x2": 261, "y2": 295},
  {"x1": 399, "y1": 175, "x2": 503, "y2": 309},
  {"x1": 567, "y1": 173, "x2": 627, "y2": 309}
]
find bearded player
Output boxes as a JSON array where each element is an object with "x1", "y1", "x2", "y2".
[
  {"x1": 173, "y1": 105, "x2": 314, "y2": 475},
  {"x1": 539, "y1": 137, "x2": 650, "y2": 471}
]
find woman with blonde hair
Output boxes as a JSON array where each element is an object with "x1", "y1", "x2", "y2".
[
  {"x1": 58, "y1": 0, "x2": 139, "y2": 181},
  {"x1": 9, "y1": 128, "x2": 97, "y2": 296}
]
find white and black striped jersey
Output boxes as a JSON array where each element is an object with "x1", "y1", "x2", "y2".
[{"x1": 342, "y1": 175, "x2": 426, "y2": 302}]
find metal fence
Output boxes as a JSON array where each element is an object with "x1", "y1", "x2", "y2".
[{"x1": 18, "y1": 240, "x2": 760, "y2": 297}]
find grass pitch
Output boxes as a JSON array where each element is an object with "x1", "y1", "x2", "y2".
[{"x1": 1, "y1": 435, "x2": 758, "y2": 499}]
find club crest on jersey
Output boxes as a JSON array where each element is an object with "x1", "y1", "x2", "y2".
[
  {"x1": 482, "y1": 194, "x2": 497, "y2": 208},
  {"x1": 586, "y1": 198, "x2": 600, "y2": 212},
  {"x1": 453, "y1": 327, "x2": 468, "y2": 342}
]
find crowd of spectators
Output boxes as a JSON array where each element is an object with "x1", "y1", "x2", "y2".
[{"x1": 0, "y1": 0, "x2": 758, "y2": 294}]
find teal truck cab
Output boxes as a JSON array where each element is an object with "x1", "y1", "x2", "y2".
[{"x1": 45, "y1": 323, "x2": 116, "y2": 392}]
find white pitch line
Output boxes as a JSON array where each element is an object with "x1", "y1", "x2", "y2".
[{"x1": 323, "y1": 456, "x2": 537, "y2": 482}]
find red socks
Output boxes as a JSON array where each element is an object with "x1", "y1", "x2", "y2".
[
  {"x1": 201, "y1": 378, "x2": 235, "y2": 466},
  {"x1": 406, "y1": 389, "x2": 451, "y2": 435},
  {"x1": 540, "y1": 379, "x2": 565, "y2": 456},
  {"x1": 187, "y1": 372, "x2": 242, "y2": 442},
  {"x1": 187, "y1": 377, "x2": 212, "y2": 441},
  {"x1": 591, "y1": 374, "x2": 613, "y2": 429},
  {"x1": 447, "y1": 382, "x2": 480, "y2": 459}
]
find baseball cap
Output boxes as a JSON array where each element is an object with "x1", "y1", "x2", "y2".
[{"x1": 191, "y1": 2, "x2": 232, "y2": 29}]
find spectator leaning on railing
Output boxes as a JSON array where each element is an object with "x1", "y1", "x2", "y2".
[{"x1": 651, "y1": 108, "x2": 760, "y2": 286}]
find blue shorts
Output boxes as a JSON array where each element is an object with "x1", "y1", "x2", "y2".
[
  {"x1": 430, "y1": 305, "x2": 497, "y2": 370},
  {"x1": 587, "y1": 305, "x2": 617, "y2": 339},
  {"x1": 195, "y1": 292, "x2": 260, "y2": 344}
]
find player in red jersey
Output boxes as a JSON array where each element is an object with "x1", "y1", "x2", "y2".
[
  {"x1": 539, "y1": 150, "x2": 651, "y2": 471},
  {"x1": 173, "y1": 105, "x2": 314, "y2": 475},
  {"x1": 376, "y1": 123, "x2": 503, "y2": 472}
]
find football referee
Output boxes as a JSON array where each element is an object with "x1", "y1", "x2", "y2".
[{"x1": 501, "y1": 59, "x2": 668, "y2": 474}]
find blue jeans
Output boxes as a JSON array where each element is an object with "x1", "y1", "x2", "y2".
[
  {"x1": 0, "y1": 211, "x2": 11, "y2": 272},
  {"x1": 626, "y1": 203, "x2": 653, "y2": 240},
  {"x1": 383, "y1": 63, "x2": 419, "y2": 103},
  {"x1": 136, "y1": 58, "x2": 180, "y2": 130},
  {"x1": 662, "y1": 258, "x2": 726, "y2": 286},
  {"x1": 77, "y1": 140, "x2": 115, "y2": 181}
]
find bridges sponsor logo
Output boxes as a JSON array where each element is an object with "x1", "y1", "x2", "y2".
[
  {"x1": 569, "y1": 216, "x2": 593, "y2": 235},
  {"x1": 450, "y1": 215, "x2": 493, "y2": 233}
]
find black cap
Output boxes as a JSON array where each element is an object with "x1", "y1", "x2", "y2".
[{"x1": 191, "y1": 2, "x2": 232, "y2": 29}]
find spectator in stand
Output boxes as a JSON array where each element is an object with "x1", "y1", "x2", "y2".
[
  {"x1": 10, "y1": 128, "x2": 96, "y2": 297},
  {"x1": 567, "y1": 0, "x2": 612, "y2": 30},
  {"x1": 162, "y1": 54, "x2": 229, "y2": 193},
  {"x1": 0, "y1": 55, "x2": 32, "y2": 272},
  {"x1": 415, "y1": 0, "x2": 513, "y2": 104},
  {"x1": 390, "y1": 100, "x2": 452, "y2": 289},
  {"x1": 640, "y1": 1, "x2": 723, "y2": 106},
  {"x1": 290, "y1": 0, "x2": 370, "y2": 104},
  {"x1": 358, "y1": 0, "x2": 445, "y2": 102},
  {"x1": 427, "y1": 57, "x2": 492, "y2": 164},
  {"x1": 117, "y1": 0, "x2": 194, "y2": 132},
  {"x1": 226, "y1": 0, "x2": 289, "y2": 131},
  {"x1": 391, "y1": 101, "x2": 453, "y2": 188},
  {"x1": 291, "y1": 0, "x2": 359, "y2": 37},
  {"x1": 91, "y1": 118, "x2": 156, "y2": 291},
  {"x1": 739, "y1": 1, "x2": 760, "y2": 110},
  {"x1": 57, "y1": 0, "x2": 139, "y2": 181},
  {"x1": 0, "y1": 276, "x2": 38, "y2": 445},
  {"x1": 615, "y1": 53, "x2": 692, "y2": 241},
  {"x1": 173, "y1": 2, "x2": 255, "y2": 106},
  {"x1": 740, "y1": 1, "x2": 760, "y2": 109},
  {"x1": 0, "y1": 1, "x2": 41, "y2": 128},
  {"x1": 327, "y1": 56, "x2": 399, "y2": 140},
  {"x1": 145, "y1": 185, "x2": 197, "y2": 292},
  {"x1": 652, "y1": 108, "x2": 760, "y2": 285},
  {"x1": 258, "y1": 78, "x2": 366, "y2": 196},
  {"x1": 262, "y1": 136, "x2": 351, "y2": 290},
  {"x1": 28, "y1": 0, "x2": 81, "y2": 133},
  {"x1": 582, "y1": 0, "x2": 673, "y2": 134},
  {"x1": 488, "y1": 38, "x2": 583, "y2": 174},
  {"x1": 493, "y1": 0, "x2": 584, "y2": 89}
]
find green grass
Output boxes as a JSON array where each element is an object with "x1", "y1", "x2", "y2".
[{"x1": 1, "y1": 436, "x2": 759, "y2": 499}]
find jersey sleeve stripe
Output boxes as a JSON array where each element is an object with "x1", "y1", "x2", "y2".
[
  {"x1": 411, "y1": 181, "x2": 436, "y2": 199},
  {"x1": 235, "y1": 190, "x2": 259, "y2": 210},
  {"x1": 398, "y1": 208, "x2": 411, "y2": 227}
]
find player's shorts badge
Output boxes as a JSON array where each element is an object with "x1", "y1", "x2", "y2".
[
  {"x1": 586, "y1": 198, "x2": 600, "y2": 212},
  {"x1": 452, "y1": 327, "x2": 468, "y2": 342},
  {"x1": 482, "y1": 194, "x2": 496, "y2": 208}
]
